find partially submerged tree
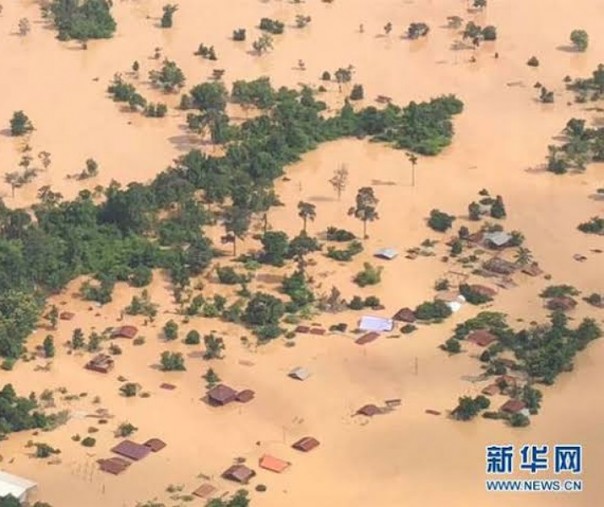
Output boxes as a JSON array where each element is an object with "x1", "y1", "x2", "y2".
[
  {"x1": 570, "y1": 29, "x2": 589, "y2": 52},
  {"x1": 329, "y1": 164, "x2": 349, "y2": 200},
  {"x1": 149, "y1": 60, "x2": 185, "y2": 93},
  {"x1": 348, "y1": 187, "x2": 379, "y2": 238},
  {"x1": 9, "y1": 111, "x2": 33, "y2": 136},
  {"x1": 160, "y1": 4, "x2": 178, "y2": 28},
  {"x1": 297, "y1": 201, "x2": 316, "y2": 232}
]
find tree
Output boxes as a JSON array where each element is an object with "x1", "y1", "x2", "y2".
[
  {"x1": 48, "y1": 305, "x2": 59, "y2": 329},
  {"x1": 405, "y1": 152, "x2": 418, "y2": 187},
  {"x1": 223, "y1": 206, "x2": 251, "y2": 256},
  {"x1": 244, "y1": 293, "x2": 285, "y2": 326},
  {"x1": 297, "y1": 201, "x2": 316, "y2": 232},
  {"x1": 163, "y1": 319, "x2": 178, "y2": 340},
  {"x1": 442, "y1": 338, "x2": 461, "y2": 353},
  {"x1": 348, "y1": 187, "x2": 379, "y2": 238},
  {"x1": 407, "y1": 22, "x2": 430, "y2": 40},
  {"x1": 71, "y1": 328, "x2": 85, "y2": 349},
  {"x1": 473, "y1": 0, "x2": 487, "y2": 9},
  {"x1": 570, "y1": 29, "x2": 589, "y2": 52},
  {"x1": 514, "y1": 247, "x2": 533, "y2": 267},
  {"x1": 9, "y1": 111, "x2": 33, "y2": 136},
  {"x1": 161, "y1": 4, "x2": 178, "y2": 28},
  {"x1": 18, "y1": 18, "x2": 31, "y2": 36},
  {"x1": 233, "y1": 28, "x2": 246, "y2": 41},
  {"x1": 184, "y1": 329, "x2": 200, "y2": 345},
  {"x1": 252, "y1": 34, "x2": 273, "y2": 55},
  {"x1": 203, "y1": 367, "x2": 220, "y2": 387},
  {"x1": 329, "y1": 164, "x2": 349, "y2": 200},
  {"x1": 334, "y1": 66, "x2": 353, "y2": 92},
  {"x1": 384, "y1": 22, "x2": 392, "y2": 35},
  {"x1": 260, "y1": 231, "x2": 290, "y2": 266},
  {"x1": 120, "y1": 382, "x2": 140, "y2": 397},
  {"x1": 349, "y1": 84, "x2": 364, "y2": 101},
  {"x1": 149, "y1": 59, "x2": 185, "y2": 92},
  {"x1": 115, "y1": 421, "x2": 137, "y2": 437},
  {"x1": 490, "y1": 195, "x2": 506, "y2": 219},
  {"x1": 203, "y1": 333, "x2": 225, "y2": 359},
  {"x1": 295, "y1": 15, "x2": 311, "y2": 28},
  {"x1": 43, "y1": 335, "x2": 55, "y2": 358},
  {"x1": 160, "y1": 351, "x2": 186, "y2": 371}
]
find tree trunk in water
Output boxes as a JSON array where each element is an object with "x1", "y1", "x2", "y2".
[{"x1": 363, "y1": 220, "x2": 367, "y2": 239}]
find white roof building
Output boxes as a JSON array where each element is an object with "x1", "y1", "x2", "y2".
[
  {"x1": 289, "y1": 367, "x2": 311, "y2": 381},
  {"x1": 0, "y1": 471, "x2": 37, "y2": 502},
  {"x1": 358, "y1": 316, "x2": 394, "y2": 332}
]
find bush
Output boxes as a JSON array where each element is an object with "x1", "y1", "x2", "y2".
[
  {"x1": 321, "y1": 71, "x2": 331, "y2": 81},
  {"x1": 570, "y1": 29, "x2": 589, "y2": 52},
  {"x1": 353, "y1": 263, "x2": 382, "y2": 287},
  {"x1": 527, "y1": 56, "x2": 540, "y2": 67},
  {"x1": 509, "y1": 413, "x2": 530, "y2": 427},
  {"x1": 364, "y1": 296, "x2": 381, "y2": 308},
  {"x1": 459, "y1": 284, "x2": 493, "y2": 305},
  {"x1": 427, "y1": 209, "x2": 455, "y2": 232},
  {"x1": 120, "y1": 383, "x2": 139, "y2": 397},
  {"x1": 434, "y1": 279, "x2": 450, "y2": 291},
  {"x1": 348, "y1": 296, "x2": 364, "y2": 310},
  {"x1": 233, "y1": 28, "x2": 246, "y2": 41},
  {"x1": 184, "y1": 330, "x2": 200, "y2": 345},
  {"x1": 259, "y1": 18, "x2": 284, "y2": 34},
  {"x1": 482, "y1": 25, "x2": 497, "y2": 41},
  {"x1": 326, "y1": 240, "x2": 363, "y2": 261},
  {"x1": 415, "y1": 300, "x2": 452, "y2": 321},
  {"x1": 163, "y1": 319, "x2": 179, "y2": 340},
  {"x1": 577, "y1": 216, "x2": 603, "y2": 235},
  {"x1": 441, "y1": 337, "x2": 461, "y2": 353},
  {"x1": 255, "y1": 324, "x2": 283, "y2": 341},
  {"x1": 216, "y1": 266, "x2": 246, "y2": 284},
  {"x1": 350, "y1": 84, "x2": 364, "y2": 101},
  {"x1": 129, "y1": 266, "x2": 152, "y2": 287},
  {"x1": 81, "y1": 436, "x2": 96, "y2": 447},
  {"x1": 160, "y1": 351, "x2": 186, "y2": 371},
  {"x1": 401, "y1": 324, "x2": 417, "y2": 334},
  {"x1": 244, "y1": 293, "x2": 285, "y2": 326},
  {"x1": 407, "y1": 22, "x2": 430, "y2": 39},
  {"x1": 326, "y1": 227, "x2": 356, "y2": 241},
  {"x1": 540, "y1": 285, "x2": 579, "y2": 298}
]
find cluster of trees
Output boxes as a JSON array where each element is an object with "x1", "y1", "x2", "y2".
[
  {"x1": 0, "y1": 384, "x2": 49, "y2": 438},
  {"x1": 195, "y1": 43, "x2": 217, "y2": 60},
  {"x1": 353, "y1": 262, "x2": 382, "y2": 287},
  {"x1": 0, "y1": 79, "x2": 463, "y2": 359},
  {"x1": 567, "y1": 64, "x2": 604, "y2": 102},
  {"x1": 577, "y1": 216, "x2": 603, "y2": 235},
  {"x1": 326, "y1": 240, "x2": 363, "y2": 261},
  {"x1": 149, "y1": 60, "x2": 186, "y2": 93},
  {"x1": 414, "y1": 300, "x2": 452, "y2": 321},
  {"x1": 452, "y1": 395, "x2": 490, "y2": 421},
  {"x1": 427, "y1": 209, "x2": 455, "y2": 232},
  {"x1": 259, "y1": 18, "x2": 284, "y2": 35},
  {"x1": 546, "y1": 118, "x2": 604, "y2": 173},
  {"x1": 47, "y1": 0, "x2": 116, "y2": 41},
  {"x1": 462, "y1": 22, "x2": 497, "y2": 45}
]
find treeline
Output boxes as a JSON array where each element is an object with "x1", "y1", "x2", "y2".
[
  {"x1": 0, "y1": 79, "x2": 462, "y2": 358},
  {"x1": 0, "y1": 384, "x2": 50, "y2": 439},
  {"x1": 546, "y1": 118, "x2": 604, "y2": 174}
]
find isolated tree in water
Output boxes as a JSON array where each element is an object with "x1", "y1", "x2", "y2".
[
  {"x1": 473, "y1": 0, "x2": 487, "y2": 9},
  {"x1": 570, "y1": 29, "x2": 588, "y2": 52},
  {"x1": 9, "y1": 111, "x2": 33, "y2": 136},
  {"x1": 405, "y1": 152, "x2": 418, "y2": 187},
  {"x1": 348, "y1": 187, "x2": 379, "y2": 238},
  {"x1": 329, "y1": 164, "x2": 349, "y2": 199},
  {"x1": 161, "y1": 4, "x2": 178, "y2": 28},
  {"x1": 18, "y1": 18, "x2": 30, "y2": 36},
  {"x1": 252, "y1": 34, "x2": 273, "y2": 54},
  {"x1": 297, "y1": 201, "x2": 316, "y2": 232}
]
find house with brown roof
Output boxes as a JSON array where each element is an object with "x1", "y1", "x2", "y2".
[
  {"x1": 193, "y1": 483, "x2": 217, "y2": 499},
  {"x1": 356, "y1": 404, "x2": 382, "y2": 417},
  {"x1": 468, "y1": 284, "x2": 497, "y2": 298},
  {"x1": 466, "y1": 330, "x2": 498, "y2": 347},
  {"x1": 259, "y1": 455, "x2": 290, "y2": 473},
  {"x1": 111, "y1": 440, "x2": 151, "y2": 461},
  {"x1": 85, "y1": 354, "x2": 114, "y2": 374},
  {"x1": 500, "y1": 399, "x2": 526, "y2": 414},
  {"x1": 236, "y1": 389, "x2": 255, "y2": 403},
  {"x1": 483, "y1": 257, "x2": 516, "y2": 275},
  {"x1": 522, "y1": 262, "x2": 543, "y2": 277},
  {"x1": 222, "y1": 464, "x2": 255, "y2": 484},
  {"x1": 546, "y1": 296, "x2": 577, "y2": 312},
  {"x1": 207, "y1": 384, "x2": 238, "y2": 406},
  {"x1": 292, "y1": 436, "x2": 320, "y2": 452},
  {"x1": 98, "y1": 457, "x2": 131, "y2": 475},
  {"x1": 392, "y1": 308, "x2": 416, "y2": 323},
  {"x1": 355, "y1": 332, "x2": 379, "y2": 345},
  {"x1": 481, "y1": 384, "x2": 500, "y2": 396},
  {"x1": 111, "y1": 325, "x2": 138, "y2": 339}
]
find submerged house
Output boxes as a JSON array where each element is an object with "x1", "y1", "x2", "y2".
[{"x1": 358, "y1": 316, "x2": 394, "y2": 332}]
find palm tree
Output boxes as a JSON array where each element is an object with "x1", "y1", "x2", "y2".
[
  {"x1": 405, "y1": 152, "x2": 418, "y2": 187},
  {"x1": 514, "y1": 247, "x2": 533, "y2": 266},
  {"x1": 297, "y1": 201, "x2": 316, "y2": 232}
]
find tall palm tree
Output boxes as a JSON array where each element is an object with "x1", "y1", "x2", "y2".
[{"x1": 514, "y1": 247, "x2": 533, "y2": 266}]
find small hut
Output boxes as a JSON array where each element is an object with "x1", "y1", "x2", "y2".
[
  {"x1": 500, "y1": 399, "x2": 526, "y2": 414},
  {"x1": 222, "y1": 464, "x2": 255, "y2": 484},
  {"x1": 144, "y1": 438, "x2": 166, "y2": 452},
  {"x1": 111, "y1": 325, "x2": 138, "y2": 339},
  {"x1": 356, "y1": 404, "x2": 382, "y2": 417},
  {"x1": 85, "y1": 354, "x2": 114, "y2": 374},
  {"x1": 236, "y1": 389, "x2": 255, "y2": 403},
  {"x1": 292, "y1": 436, "x2": 320, "y2": 452},
  {"x1": 259, "y1": 454, "x2": 290, "y2": 473},
  {"x1": 289, "y1": 367, "x2": 311, "y2": 381},
  {"x1": 466, "y1": 330, "x2": 498, "y2": 347}
]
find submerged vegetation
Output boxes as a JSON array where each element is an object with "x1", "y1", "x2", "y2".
[{"x1": 47, "y1": 0, "x2": 116, "y2": 41}]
